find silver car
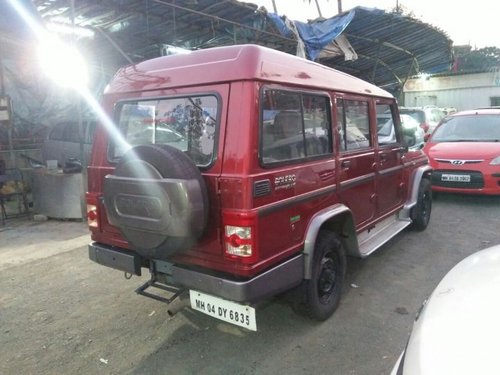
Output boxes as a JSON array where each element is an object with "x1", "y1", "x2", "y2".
[
  {"x1": 391, "y1": 244, "x2": 500, "y2": 374},
  {"x1": 42, "y1": 120, "x2": 96, "y2": 167}
]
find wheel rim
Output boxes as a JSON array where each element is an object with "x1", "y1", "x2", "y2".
[{"x1": 317, "y1": 253, "x2": 337, "y2": 303}]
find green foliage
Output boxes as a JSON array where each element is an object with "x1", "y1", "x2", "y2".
[
  {"x1": 455, "y1": 46, "x2": 500, "y2": 72},
  {"x1": 390, "y1": 4, "x2": 416, "y2": 18}
]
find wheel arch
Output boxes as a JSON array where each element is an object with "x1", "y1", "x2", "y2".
[
  {"x1": 401, "y1": 165, "x2": 432, "y2": 219},
  {"x1": 303, "y1": 204, "x2": 358, "y2": 279}
]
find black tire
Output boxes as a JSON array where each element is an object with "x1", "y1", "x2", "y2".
[
  {"x1": 411, "y1": 178, "x2": 432, "y2": 231},
  {"x1": 104, "y1": 144, "x2": 209, "y2": 260},
  {"x1": 297, "y1": 230, "x2": 346, "y2": 321}
]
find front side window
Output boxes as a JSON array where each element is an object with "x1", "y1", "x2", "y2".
[
  {"x1": 337, "y1": 99, "x2": 370, "y2": 151},
  {"x1": 111, "y1": 95, "x2": 218, "y2": 166},
  {"x1": 260, "y1": 88, "x2": 332, "y2": 164},
  {"x1": 376, "y1": 104, "x2": 397, "y2": 146}
]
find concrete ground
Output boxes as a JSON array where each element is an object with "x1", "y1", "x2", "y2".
[{"x1": 0, "y1": 193, "x2": 499, "y2": 375}]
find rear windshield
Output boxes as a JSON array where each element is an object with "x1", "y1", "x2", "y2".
[
  {"x1": 400, "y1": 109, "x2": 425, "y2": 124},
  {"x1": 110, "y1": 95, "x2": 218, "y2": 166}
]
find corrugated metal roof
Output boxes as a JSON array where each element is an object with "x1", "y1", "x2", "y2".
[
  {"x1": 329, "y1": 7, "x2": 453, "y2": 87},
  {"x1": 11, "y1": 1, "x2": 452, "y2": 88}
]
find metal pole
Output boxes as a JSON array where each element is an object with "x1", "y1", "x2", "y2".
[
  {"x1": 315, "y1": 0, "x2": 323, "y2": 17},
  {"x1": 338, "y1": 0, "x2": 342, "y2": 13},
  {"x1": 70, "y1": 0, "x2": 87, "y2": 220},
  {"x1": 271, "y1": 0, "x2": 277, "y2": 13}
]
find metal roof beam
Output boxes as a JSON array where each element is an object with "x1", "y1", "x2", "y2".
[{"x1": 345, "y1": 33, "x2": 420, "y2": 74}]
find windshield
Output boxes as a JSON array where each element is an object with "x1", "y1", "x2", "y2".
[
  {"x1": 431, "y1": 114, "x2": 500, "y2": 142},
  {"x1": 400, "y1": 109, "x2": 425, "y2": 124},
  {"x1": 111, "y1": 95, "x2": 218, "y2": 166}
]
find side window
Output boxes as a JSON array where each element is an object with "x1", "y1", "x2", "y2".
[
  {"x1": 85, "y1": 121, "x2": 97, "y2": 144},
  {"x1": 376, "y1": 103, "x2": 397, "y2": 146},
  {"x1": 49, "y1": 122, "x2": 67, "y2": 141},
  {"x1": 337, "y1": 99, "x2": 370, "y2": 151},
  {"x1": 62, "y1": 122, "x2": 80, "y2": 143},
  {"x1": 260, "y1": 88, "x2": 331, "y2": 164}
]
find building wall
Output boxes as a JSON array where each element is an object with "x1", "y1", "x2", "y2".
[{"x1": 403, "y1": 71, "x2": 500, "y2": 111}]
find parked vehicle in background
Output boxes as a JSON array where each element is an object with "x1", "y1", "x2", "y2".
[
  {"x1": 399, "y1": 106, "x2": 445, "y2": 135},
  {"x1": 423, "y1": 108, "x2": 500, "y2": 195},
  {"x1": 86, "y1": 45, "x2": 432, "y2": 331},
  {"x1": 42, "y1": 119, "x2": 96, "y2": 167},
  {"x1": 391, "y1": 244, "x2": 500, "y2": 375},
  {"x1": 440, "y1": 106, "x2": 457, "y2": 115},
  {"x1": 377, "y1": 113, "x2": 424, "y2": 150}
]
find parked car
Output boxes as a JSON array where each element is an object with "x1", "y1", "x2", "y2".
[
  {"x1": 42, "y1": 119, "x2": 96, "y2": 167},
  {"x1": 399, "y1": 106, "x2": 445, "y2": 135},
  {"x1": 377, "y1": 113, "x2": 424, "y2": 150},
  {"x1": 423, "y1": 108, "x2": 500, "y2": 195},
  {"x1": 391, "y1": 244, "x2": 500, "y2": 375},
  {"x1": 86, "y1": 44, "x2": 432, "y2": 331},
  {"x1": 127, "y1": 125, "x2": 187, "y2": 148}
]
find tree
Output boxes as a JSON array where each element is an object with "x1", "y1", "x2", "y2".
[
  {"x1": 454, "y1": 46, "x2": 500, "y2": 72},
  {"x1": 389, "y1": 2, "x2": 416, "y2": 17}
]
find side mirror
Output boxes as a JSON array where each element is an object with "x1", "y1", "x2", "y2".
[{"x1": 404, "y1": 134, "x2": 416, "y2": 147}]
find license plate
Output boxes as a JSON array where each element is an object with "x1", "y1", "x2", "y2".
[
  {"x1": 189, "y1": 290, "x2": 257, "y2": 331},
  {"x1": 441, "y1": 174, "x2": 471, "y2": 182}
]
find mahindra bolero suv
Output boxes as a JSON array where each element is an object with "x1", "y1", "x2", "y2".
[{"x1": 86, "y1": 45, "x2": 432, "y2": 331}]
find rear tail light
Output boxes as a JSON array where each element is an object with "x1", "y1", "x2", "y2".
[
  {"x1": 223, "y1": 212, "x2": 258, "y2": 264},
  {"x1": 87, "y1": 204, "x2": 98, "y2": 228},
  {"x1": 225, "y1": 225, "x2": 252, "y2": 256},
  {"x1": 86, "y1": 193, "x2": 100, "y2": 229}
]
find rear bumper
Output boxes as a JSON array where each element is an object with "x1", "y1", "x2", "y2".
[{"x1": 88, "y1": 242, "x2": 304, "y2": 303}]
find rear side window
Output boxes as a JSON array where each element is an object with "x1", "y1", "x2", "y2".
[
  {"x1": 111, "y1": 95, "x2": 218, "y2": 167},
  {"x1": 260, "y1": 88, "x2": 332, "y2": 164}
]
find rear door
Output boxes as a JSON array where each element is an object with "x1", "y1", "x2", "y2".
[
  {"x1": 336, "y1": 97, "x2": 376, "y2": 229},
  {"x1": 253, "y1": 87, "x2": 336, "y2": 260},
  {"x1": 94, "y1": 84, "x2": 229, "y2": 252}
]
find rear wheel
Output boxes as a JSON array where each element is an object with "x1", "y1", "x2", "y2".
[
  {"x1": 411, "y1": 178, "x2": 432, "y2": 231},
  {"x1": 296, "y1": 230, "x2": 346, "y2": 321}
]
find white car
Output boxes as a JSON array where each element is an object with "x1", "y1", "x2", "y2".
[
  {"x1": 377, "y1": 114, "x2": 424, "y2": 150},
  {"x1": 391, "y1": 244, "x2": 500, "y2": 374}
]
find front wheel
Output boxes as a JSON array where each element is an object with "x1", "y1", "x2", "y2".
[
  {"x1": 411, "y1": 178, "x2": 432, "y2": 231},
  {"x1": 297, "y1": 230, "x2": 346, "y2": 321}
]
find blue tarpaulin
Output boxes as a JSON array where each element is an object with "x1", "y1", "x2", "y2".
[{"x1": 268, "y1": 10, "x2": 355, "y2": 61}]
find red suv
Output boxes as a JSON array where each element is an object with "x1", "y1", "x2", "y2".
[{"x1": 87, "y1": 45, "x2": 432, "y2": 331}]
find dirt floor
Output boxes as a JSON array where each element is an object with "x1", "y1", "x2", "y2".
[{"x1": 1, "y1": 193, "x2": 499, "y2": 375}]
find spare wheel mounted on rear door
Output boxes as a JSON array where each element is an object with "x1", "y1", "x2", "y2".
[{"x1": 103, "y1": 144, "x2": 209, "y2": 259}]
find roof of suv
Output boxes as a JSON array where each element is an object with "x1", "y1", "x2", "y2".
[{"x1": 106, "y1": 44, "x2": 392, "y2": 99}]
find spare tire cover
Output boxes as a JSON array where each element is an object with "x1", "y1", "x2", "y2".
[{"x1": 103, "y1": 144, "x2": 209, "y2": 259}]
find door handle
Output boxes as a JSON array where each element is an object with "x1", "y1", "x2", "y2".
[{"x1": 341, "y1": 160, "x2": 351, "y2": 169}]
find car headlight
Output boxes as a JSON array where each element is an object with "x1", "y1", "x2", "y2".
[{"x1": 490, "y1": 156, "x2": 500, "y2": 165}]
